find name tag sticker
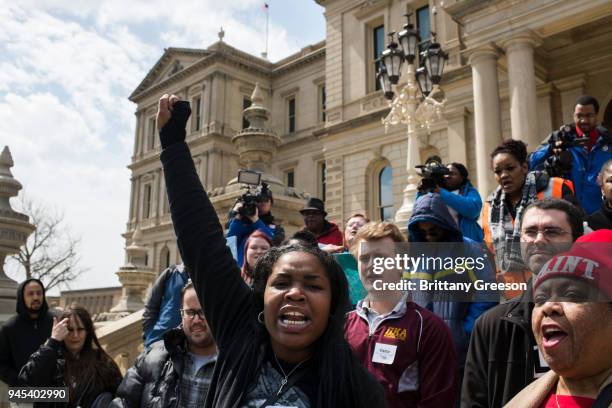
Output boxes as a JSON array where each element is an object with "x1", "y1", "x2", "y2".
[
  {"x1": 372, "y1": 342, "x2": 397, "y2": 365},
  {"x1": 533, "y1": 345, "x2": 550, "y2": 379}
]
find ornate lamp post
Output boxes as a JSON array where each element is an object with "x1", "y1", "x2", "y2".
[{"x1": 377, "y1": 14, "x2": 448, "y2": 226}]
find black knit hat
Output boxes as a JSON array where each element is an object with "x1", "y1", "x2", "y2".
[{"x1": 300, "y1": 198, "x2": 327, "y2": 216}]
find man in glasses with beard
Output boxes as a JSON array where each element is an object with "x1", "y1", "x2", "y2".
[
  {"x1": 112, "y1": 281, "x2": 217, "y2": 408},
  {"x1": 0, "y1": 278, "x2": 54, "y2": 386},
  {"x1": 462, "y1": 199, "x2": 583, "y2": 407}
]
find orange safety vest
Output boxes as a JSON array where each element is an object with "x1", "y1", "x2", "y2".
[{"x1": 480, "y1": 177, "x2": 574, "y2": 298}]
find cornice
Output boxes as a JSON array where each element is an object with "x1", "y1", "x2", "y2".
[
  {"x1": 314, "y1": 108, "x2": 389, "y2": 138},
  {"x1": 130, "y1": 42, "x2": 325, "y2": 103}
]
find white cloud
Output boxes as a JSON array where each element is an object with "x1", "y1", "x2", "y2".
[{"x1": 0, "y1": 0, "x2": 321, "y2": 295}]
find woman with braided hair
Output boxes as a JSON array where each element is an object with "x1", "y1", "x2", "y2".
[
  {"x1": 156, "y1": 94, "x2": 386, "y2": 407},
  {"x1": 481, "y1": 139, "x2": 575, "y2": 299}
]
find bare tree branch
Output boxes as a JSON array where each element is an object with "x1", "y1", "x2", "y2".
[{"x1": 9, "y1": 194, "x2": 88, "y2": 292}]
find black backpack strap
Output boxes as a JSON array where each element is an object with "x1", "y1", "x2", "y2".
[
  {"x1": 593, "y1": 382, "x2": 612, "y2": 408},
  {"x1": 257, "y1": 364, "x2": 309, "y2": 408}
]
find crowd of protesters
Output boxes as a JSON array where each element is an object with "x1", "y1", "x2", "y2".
[{"x1": 0, "y1": 94, "x2": 610, "y2": 407}]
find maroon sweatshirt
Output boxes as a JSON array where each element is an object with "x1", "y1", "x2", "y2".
[{"x1": 345, "y1": 300, "x2": 459, "y2": 408}]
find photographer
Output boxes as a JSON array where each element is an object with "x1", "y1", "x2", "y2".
[
  {"x1": 530, "y1": 95, "x2": 612, "y2": 215},
  {"x1": 417, "y1": 160, "x2": 484, "y2": 242},
  {"x1": 226, "y1": 184, "x2": 282, "y2": 268}
]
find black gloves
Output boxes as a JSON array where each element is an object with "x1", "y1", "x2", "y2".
[{"x1": 159, "y1": 101, "x2": 191, "y2": 149}]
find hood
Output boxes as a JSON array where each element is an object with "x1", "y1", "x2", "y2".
[
  {"x1": 16, "y1": 278, "x2": 49, "y2": 319},
  {"x1": 408, "y1": 193, "x2": 463, "y2": 242}
]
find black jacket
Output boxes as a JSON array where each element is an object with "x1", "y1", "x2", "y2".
[
  {"x1": 587, "y1": 202, "x2": 612, "y2": 230},
  {"x1": 0, "y1": 278, "x2": 53, "y2": 386},
  {"x1": 111, "y1": 328, "x2": 216, "y2": 408},
  {"x1": 160, "y1": 141, "x2": 386, "y2": 407},
  {"x1": 18, "y1": 338, "x2": 122, "y2": 407},
  {"x1": 461, "y1": 283, "x2": 546, "y2": 408}
]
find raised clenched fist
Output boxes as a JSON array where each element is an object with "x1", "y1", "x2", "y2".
[{"x1": 156, "y1": 94, "x2": 191, "y2": 149}]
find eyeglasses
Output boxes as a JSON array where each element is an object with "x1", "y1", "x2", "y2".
[
  {"x1": 180, "y1": 309, "x2": 205, "y2": 320},
  {"x1": 522, "y1": 227, "x2": 571, "y2": 240}
]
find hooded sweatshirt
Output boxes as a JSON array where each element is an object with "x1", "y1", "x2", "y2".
[
  {"x1": 0, "y1": 278, "x2": 54, "y2": 386},
  {"x1": 407, "y1": 193, "x2": 497, "y2": 368}
]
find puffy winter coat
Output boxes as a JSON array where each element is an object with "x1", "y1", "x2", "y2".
[{"x1": 111, "y1": 328, "x2": 216, "y2": 408}]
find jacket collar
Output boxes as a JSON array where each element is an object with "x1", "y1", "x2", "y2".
[
  {"x1": 505, "y1": 369, "x2": 612, "y2": 408},
  {"x1": 501, "y1": 278, "x2": 535, "y2": 328}
]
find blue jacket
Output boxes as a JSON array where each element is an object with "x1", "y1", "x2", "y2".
[
  {"x1": 142, "y1": 265, "x2": 189, "y2": 348},
  {"x1": 226, "y1": 218, "x2": 275, "y2": 267},
  {"x1": 530, "y1": 125, "x2": 612, "y2": 214},
  {"x1": 407, "y1": 193, "x2": 497, "y2": 367},
  {"x1": 417, "y1": 181, "x2": 484, "y2": 242}
]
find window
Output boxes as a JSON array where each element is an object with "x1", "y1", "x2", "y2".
[
  {"x1": 416, "y1": 6, "x2": 431, "y2": 54},
  {"x1": 288, "y1": 97, "x2": 296, "y2": 133},
  {"x1": 242, "y1": 96, "x2": 251, "y2": 129},
  {"x1": 319, "y1": 162, "x2": 327, "y2": 202},
  {"x1": 285, "y1": 169, "x2": 295, "y2": 188},
  {"x1": 318, "y1": 85, "x2": 326, "y2": 123},
  {"x1": 378, "y1": 166, "x2": 394, "y2": 221},
  {"x1": 147, "y1": 117, "x2": 156, "y2": 151},
  {"x1": 373, "y1": 25, "x2": 385, "y2": 91},
  {"x1": 143, "y1": 184, "x2": 152, "y2": 219},
  {"x1": 192, "y1": 96, "x2": 202, "y2": 132},
  {"x1": 160, "y1": 247, "x2": 170, "y2": 270}
]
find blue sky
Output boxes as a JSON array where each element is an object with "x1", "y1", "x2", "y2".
[{"x1": 0, "y1": 0, "x2": 325, "y2": 294}]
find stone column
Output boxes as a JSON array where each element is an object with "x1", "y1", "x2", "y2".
[
  {"x1": 445, "y1": 107, "x2": 469, "y2": 165},
  {"x1": 468, "y1": 45, "x2": 503, "y2": 198},
  {"x1": 553, "y1": 74, "x2": 586, "y2": 124},
  {"x1": 502, "y1": 32, "x2": 542, "y2": 151}
]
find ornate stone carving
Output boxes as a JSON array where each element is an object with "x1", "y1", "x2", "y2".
[{"x1": 0, "y1": 147, "x2": 36, "y2": 320}]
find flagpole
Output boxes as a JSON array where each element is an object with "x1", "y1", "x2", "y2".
[{"x1": 265, "y1": 3, "x2": 269, "y2": 59}]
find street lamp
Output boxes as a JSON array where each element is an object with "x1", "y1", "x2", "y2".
[{"x1": 377, "y1": 13, "x2": 448, "y2": 227}]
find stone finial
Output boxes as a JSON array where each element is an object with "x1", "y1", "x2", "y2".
[
  {"x1": 218, "y1": 27, "x2": 225, "y2": 42},
  {"x1": 251, "y1": 82, "x2": 264, "y2": 106},
  {"x1": 0, "y1": 146, "x2": 14, "y2": 177},
  {"x1": 126, "y1": 225, "x2": 146, "y2": 260}
]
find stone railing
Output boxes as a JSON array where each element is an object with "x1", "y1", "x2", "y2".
[{"x1": 96, "y1": 309, "x2": 145, "y2": 374}]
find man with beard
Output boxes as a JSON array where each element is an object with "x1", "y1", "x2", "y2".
[
  {"x1": 0, "y1": 278, "x2": 54, "y2": 386},
  {"x1": 112, "y1": 281, "x2": 217, "y2": 408},
  {"x1": 530, "y1": 95, "x2": 612, "y2": 215},
  {"x1": 461, "y1": 199, "x2": 583, "y2": 408}
]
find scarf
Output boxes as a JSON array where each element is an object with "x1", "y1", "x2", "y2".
[{"x1": 488, "y1": 171, "x2": 543, "y2": 272}]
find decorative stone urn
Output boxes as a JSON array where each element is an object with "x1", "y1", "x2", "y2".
[
  {"x1": 230, "y1": 83, "x2": 283, "y2": 185},
  {"x1": 108, "y1": 226, "x2": 156, "y2": 316},
  {"x1": 0, "y1": 146, "x2": 35, "y2": 322}
]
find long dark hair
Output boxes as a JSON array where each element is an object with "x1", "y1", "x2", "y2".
[
  {"x1": 60, "y1": 303, "x2": 121, "y2": 405},
  {"x1": 252, "y1": 245, "x2": 379, "y2": 407}
]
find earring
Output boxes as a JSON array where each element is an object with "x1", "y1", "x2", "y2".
[{"x1": 257, "y1": 311, "x2": 265, "y2": 324}]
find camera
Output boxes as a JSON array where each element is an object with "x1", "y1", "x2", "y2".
[
  {"x1": 543, "y1": 125, "x2": 589, "y2": 178},
  {"x1": 236, "y1": 170, "x2": 271, "y2": 219},
  {"x1": 416, "y1": 158, "x2": 450, "y2": 193}
]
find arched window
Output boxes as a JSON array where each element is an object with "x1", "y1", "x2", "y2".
[
  {"x1": 378, "y1": 166, "x2": 394, "y2": 221},
  {"x1": 160, "y1": 246, "x2": 171, "y2": 270}
]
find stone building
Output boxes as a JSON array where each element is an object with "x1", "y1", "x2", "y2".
[
  {"x1": 58, "y1": 286, "x2": 122, "y2": 316},
  {"x1": 124, "y1": 0, "x2": 612, "y2": 279}
]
